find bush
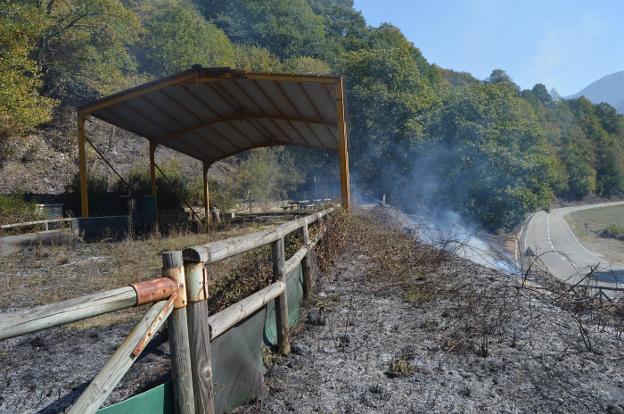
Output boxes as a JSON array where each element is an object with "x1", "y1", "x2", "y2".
[
  {"x1": 64, "y1": 174, "x2": 120, "y2": 217},
  {"x1": 119, "y1": 160, "x2": 192, "y2": 210},
  {"x1": 0, "y1": 194, "x2": 44, "y2": 225},
  {"x1": 600, "y1": 225, "x2": 624, "y2": 241},
  {"x1": 189, "y1": 176, "x2": 236, "y2": 211}
]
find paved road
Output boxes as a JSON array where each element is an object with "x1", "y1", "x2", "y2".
[{"x1": 522, "y1": 202, "x2": 624, "y2": 285}]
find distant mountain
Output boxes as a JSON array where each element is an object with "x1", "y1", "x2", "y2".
[
  {"x1": 549, "y1": 88, "x2": 562, "y2": 101},
  {"x1": 569, "y1": 71, "x2": 624, "y2": 113}
]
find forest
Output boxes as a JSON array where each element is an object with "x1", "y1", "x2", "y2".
[{"x1": 2, "y1": 0, "x2": 624, "y2": 230}]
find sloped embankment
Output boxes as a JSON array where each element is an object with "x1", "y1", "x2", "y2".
[{"x1": 243, "y1": 207, "x2": 624, "y2": 413}]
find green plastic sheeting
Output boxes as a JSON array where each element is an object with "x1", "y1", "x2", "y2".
[
  {"x1": 96, "y1": 263, "x2": 305, "y2": 414},
  {"x1": 96, "y1": 382, "x2": 173, "y2": 414},
  {"x1": 264, "y1": 264, "x2": 304, "y2": 346},
  {"x1": 211, "y1": 307, "x2": 267, "y2": 413}
]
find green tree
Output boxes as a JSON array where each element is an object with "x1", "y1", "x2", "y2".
[
  {"x1": 425, "y1": 82, "x2": 558, "y2": 229},
  {"x1": 0, "y1": 3, "x2": 55, "y2": 146},
  {"x1": 531, "y1": 83, "x2": 552, "y2": 104},
  {"x1": 307, "y1": 0, "x2": 368, "y2": 57},
  {"x1": 232, "y1": 45, "x2": 282, "y2": 72},
  {"x1": 338, "y1": 42, "x2": 440, "y2": 192},
  {"x1": 139, "y1": 1, "x2": 235, "y2": 77},
  {"x1": 197, "y1": 0, "x2": 327, "y2": 59},
  {"x1": 233, "y1": 148, "x2": 304, "y2": 209},
  {"x1": 282, "y1": 56, "x2": 330, "y2": 74},
  {"x1": 30, "y1": 0, "x2": 142, "y2": 102}
]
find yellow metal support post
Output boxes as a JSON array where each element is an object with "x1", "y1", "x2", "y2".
[
  {"x1": 336, "y1": 78, "x2": 351, "y2": 210},
  {"x1": 77, "y1": 114, "x2": 89, "y2": 217},
  {"x1": 202, "y1": 161, "x2": 211, "y2": 230}
]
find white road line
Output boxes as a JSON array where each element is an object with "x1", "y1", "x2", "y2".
[{"x1": 546, "y1": 213, "x2": 568, "y2": 263}]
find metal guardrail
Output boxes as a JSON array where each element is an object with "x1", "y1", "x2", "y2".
[{"x1": 0, "y1": 207, "x2": 335, "y2": 414}]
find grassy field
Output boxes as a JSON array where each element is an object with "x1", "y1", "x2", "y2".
[{"x1": 565, "y1": 204, "x2": 624, "y2": 265}]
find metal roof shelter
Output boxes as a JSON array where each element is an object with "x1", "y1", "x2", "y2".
[{"x1": 76, "y1": 66, "x2": 351, "y2": 223}]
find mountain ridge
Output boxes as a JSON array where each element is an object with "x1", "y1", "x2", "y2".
[{"x1": 568, "y1": 71, "x2": 624, "y2": 113}]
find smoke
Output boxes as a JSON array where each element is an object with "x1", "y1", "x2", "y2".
[
  {"x1": 352, "y1": 136, "x2": 521, "y2": 274},
  {"x1": 411, "y1": 209, "x2": 519, "y2": 274}
]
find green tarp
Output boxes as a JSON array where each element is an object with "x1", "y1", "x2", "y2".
[
  {"x1": 97, "y1": 382, "x2": 173, "y2": 414},
  {"x1": 97, "y1": 263, "x2": 305, "y2": 414}
]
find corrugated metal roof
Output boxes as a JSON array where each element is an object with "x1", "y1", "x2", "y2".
[{"x1": 79, "y1": 66, "x2": 343, "y2": 163}]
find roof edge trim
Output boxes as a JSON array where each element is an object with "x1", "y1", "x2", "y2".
[{"x1": 79, "y1": 67, "x2": 342, "y2": 115}]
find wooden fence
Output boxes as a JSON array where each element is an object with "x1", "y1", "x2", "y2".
[
  {"x1": 0, "y1": 207, "x2": 334, "y2": 414},
  {"x1": 0, "y1": 217, "x2": 74, "y2": 232}
]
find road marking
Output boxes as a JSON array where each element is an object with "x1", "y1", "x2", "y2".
[
  {"x1": 546, "y1": 214, "x2": 568, "y2": 263},
  {"x1": 547, "y1": 215, "x2": 555, "y2": 248},
  {"x1": 525, "y1": 202, "x2": 624, "y2": 285}
]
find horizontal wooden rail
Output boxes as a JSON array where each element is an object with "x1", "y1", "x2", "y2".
[
  {"x1": 0, "y1": 217, "x2": 74, "y2": 230},
  {"x1": 284, "y1": 246, "x2": 308, "y2": 276},
  {"x1": 183, "y1": 207, "x2": 334, "y2": 264},
  {"x1": 208, "y1": 281, "x2": 285, "y2": 340},
  {"x1": 0, "y1": 278, "x2": 177, "y2": 340}
]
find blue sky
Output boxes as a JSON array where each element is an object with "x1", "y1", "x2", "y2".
[{"x1": 353, "y1": 0, "x2": 624, "y2": 96}]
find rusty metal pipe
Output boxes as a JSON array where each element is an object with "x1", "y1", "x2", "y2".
[{"x1": 131, "y1": 278, "x2": 179, "y2": 306}]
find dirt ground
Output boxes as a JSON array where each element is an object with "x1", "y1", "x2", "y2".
[
  {"x1": 242, "y1": 208, "x2": 624, "y2": 414},
  {"x1": 565, "y1": 205, "x2": 624, "y2": 266}
]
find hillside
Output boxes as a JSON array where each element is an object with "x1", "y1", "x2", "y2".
[
  {"x1": 0, "y1": 116, "x2": 206, "y2": 195},
  {"x1": 2, "y1": 0, "x2": 624, "y2": 231},
  {"x1": 569, "y1": 71, "x2": 624, "y2": 113}
]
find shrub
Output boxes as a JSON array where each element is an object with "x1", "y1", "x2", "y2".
[
  {"x1": 64, "y1": 174, "x2": 117, "y2": 217},
  {"x1": 0, "y1": 194, "x2": 44, "y2": 225},
  {"x1": 386, "y1": 357, "x2": 416, "y2": 378},
  {"x1": 600, "y1": 225, "x2": 624, "y2": 241},
  {"x1": 117, "y1": 160, "x2": 192, "y2": 210}
]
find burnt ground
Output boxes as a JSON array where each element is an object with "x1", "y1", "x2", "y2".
[
  {"x1": 0, "y1": 220, "x2": 286, "y2": 414},
  {"x1": 3, "y1": 208, "x2": 624, "y2": 413},
  {"x1": 0, "y1": 320, "x2": 171, "y2": 413},
  {"x1": 242, "y1": 208, "x2": 624, "y2": 414}
]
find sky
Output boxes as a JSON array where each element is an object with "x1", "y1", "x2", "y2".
[{"x1": 353, "y1": 0, "x2": 624, "y2": 96}]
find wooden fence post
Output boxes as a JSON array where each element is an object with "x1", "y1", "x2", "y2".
[
  {"x1": 184, "y1": 260, "x2": 215, "y2": 414},
  {"x1": 272, "y1": 237, "x2": 290, "y2": 354},
  {"x1": 162, "y1": 251, "x2": 195, "y2": 414},
  {"x1": 302, "y1": 223, "x2": 313, "y2": 299}
]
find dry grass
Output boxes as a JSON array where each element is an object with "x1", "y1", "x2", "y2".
[
  {"x1": 565, "y1": 204, "x2": 624, "y2": 265},
  {"x1": 0, "y1": 221, "x2": 279, "y2": 327},
  {"x1": 0, "y1": 212, "x2": 334, "y2": 331}
]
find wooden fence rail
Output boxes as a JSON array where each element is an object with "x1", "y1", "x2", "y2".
[
  {"x1": 0, "y1": 217, "x2": 74, "y2": 230},
  {"x1": 183, "y1": 208, "x2": 333, "y2": 263},
  {"x1": 0, "y1": 278, "x2": 177, "y2": 340},
  {"x1": 0, "y1": 206, "x2": 335, "y2": 414}
]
